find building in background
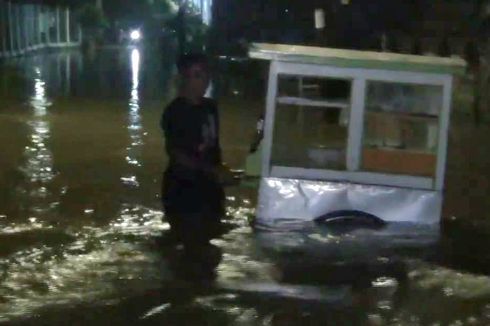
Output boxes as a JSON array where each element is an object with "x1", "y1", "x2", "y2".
[{"x1": 211, "y1": 0, "x2": 485, "y2": 56}]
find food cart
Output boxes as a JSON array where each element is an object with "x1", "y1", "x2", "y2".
[{"x1": 248, "y1": 43, "x2": 465, "y2": 229}]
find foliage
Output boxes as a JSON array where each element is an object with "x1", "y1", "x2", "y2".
[
  {"x1": 184, "y1": 13, "x2": 209, "y2": 52},
  {"x1": 76, "y1": 3, "x2": 108, "y2": 30},
  {"x1": 161, "y1": 3, "x2": 209, "y2": 52},
  {"x1": 95, "y1": 0, "x2": 176, "y2": 23},
  {"x1": 152, "y1": 0, "x2": 177, "y2": 16}
]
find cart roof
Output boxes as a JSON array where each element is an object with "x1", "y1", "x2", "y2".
[{"x1": 249, "y1": 43, "x2": 466, "y2": 75}]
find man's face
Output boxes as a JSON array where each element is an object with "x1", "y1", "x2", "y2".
[{"x1": 184, "y1": 63, "x2": 210, "y2": 98}]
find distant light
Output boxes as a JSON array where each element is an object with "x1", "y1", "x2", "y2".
[
  {"x1": 285, "y1": 9, "x2": 289, "y2": 13},
  {"x1": 314, "y1": 9, "x2": 325, "y2": 29},
  {"x1": 130, "y1": 30, "x2": 141, "y2": 41}
]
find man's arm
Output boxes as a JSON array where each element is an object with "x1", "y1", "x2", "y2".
[
  {"x1": 170, "y1": 148, "x2": 201, "y2": 170},
  {"x1": 170, "y1": 149, "x2": 218, "y2": 174},
  {"x1": 212, "y1": 100, "x2": 223, "y2": 165}
]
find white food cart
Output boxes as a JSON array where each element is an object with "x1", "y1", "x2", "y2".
[{"x1": 248, "y1": 43, "x2": 465, "y2": 229}]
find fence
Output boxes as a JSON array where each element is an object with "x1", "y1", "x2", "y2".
[{"x1": 0, "y1": 0, "x2": 81, "y2": 58}]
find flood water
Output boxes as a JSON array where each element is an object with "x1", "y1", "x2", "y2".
[{"x1": 1, "y1": 46, "x2": 490, "y2": 325}]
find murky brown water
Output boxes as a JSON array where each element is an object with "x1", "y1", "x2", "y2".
[{"x1": 1, "y1": 47, "x2": 490, "y2": 325}]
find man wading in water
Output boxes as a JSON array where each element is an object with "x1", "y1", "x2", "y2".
[{"x1": 161, "y1": 54, "x2": 234, "y2": 253}]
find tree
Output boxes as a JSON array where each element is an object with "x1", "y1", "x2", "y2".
[{"x1": 77, "y1": 3, "x2": 107, "y2": 30}]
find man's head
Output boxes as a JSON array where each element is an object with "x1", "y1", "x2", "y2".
[{"x1": 177, "y1": 53, "x2": 210, "y2": 99}]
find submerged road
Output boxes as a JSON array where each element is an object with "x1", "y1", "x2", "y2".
[{"x1": 0, "y1": 47, "x2": 490, "y2": 325}]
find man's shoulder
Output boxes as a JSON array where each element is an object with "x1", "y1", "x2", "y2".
[
  {"x1": 163, "y1": 97, "x2": 217, "y2": 116},
  {"x1": 202, "y1": 97, "x2": 217, "y2": 107},
  {"x1": 163, "y1": 98, "x2": 190, "y2": 121},
  {"x1": 162, "y1": 98, "x2": 185, "y2": 130},
  {"x1": 202, "y1": 97, "x2": 218, "y2": 115},
  {"x1": 165, "y1": 97, "x2": 186, "y2": 112}
]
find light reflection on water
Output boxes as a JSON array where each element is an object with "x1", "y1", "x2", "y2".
[
  {"x1": 16, "y1": 65, "x2": 56, "y2": 219},
  {"x1": 1, "y1": 49, "x2": 490, "y2": 325},
  {"x1": 122, "y1": 48, "x2": 143, "y2": 188}
]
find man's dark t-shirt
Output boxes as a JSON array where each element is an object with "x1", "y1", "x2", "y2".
[
  {"x1": 162, "y1": 97, "x2": 221, "y2": 172},
  {"x1": 161, "y1": 97, "x2": 224, "y2": 221}
]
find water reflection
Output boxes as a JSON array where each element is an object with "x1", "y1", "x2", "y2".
[
  {"x1": 122, "y1": 48, "x2": 143, "y2": 188},
  {"x1": 61, "y1": 52, "x2": 72, "y2": 96},
  {"x1": 18, "y1": 65, "x2": 55, "y2": 217}
]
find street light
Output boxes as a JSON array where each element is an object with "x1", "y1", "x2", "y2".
[{"x1": 130, "y1": 29, "x2": 141, "y2": 41}]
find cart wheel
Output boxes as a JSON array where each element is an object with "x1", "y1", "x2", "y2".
[{"x1": 314, "y1": 210, "x2": 386, "y2": 228}]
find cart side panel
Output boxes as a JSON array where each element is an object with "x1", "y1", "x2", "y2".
[{"x1": 256, "y1": 177, "x2": 442, "y2": 229}]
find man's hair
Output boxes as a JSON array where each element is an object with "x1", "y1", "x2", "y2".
[{"x1": 176, "y1": 53, "x2": 209, "y2": 75}]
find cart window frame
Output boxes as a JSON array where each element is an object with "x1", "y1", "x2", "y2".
[{"x1": 261, "y1": 60, "x2": 453, "y2": 191}]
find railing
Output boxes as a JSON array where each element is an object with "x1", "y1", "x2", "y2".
[{"x1": 0, "y1": 0, "x2": 82, "y2": 59}]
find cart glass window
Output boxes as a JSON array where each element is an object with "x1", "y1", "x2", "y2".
[
  {"x1": 271, "y1": 75, "x2": 352, "y2": 170},
  {"x1": 362, "y1": 81, "x2": 443, "y2": 177}
]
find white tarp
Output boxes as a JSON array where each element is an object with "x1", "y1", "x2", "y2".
[{"x1": 257, "y1": 177, "x2": 442, "y2": 229}]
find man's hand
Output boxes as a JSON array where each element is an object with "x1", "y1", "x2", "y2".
[
  {"x1": 198, "y1": 143, "x2": 207, "y2": 153},
  {"x1": 213, "y1": 164, "x2": 241, "y2": 186},
  {"x1": 173, "y1": 150, "x2": 201, "y2": 170}
]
